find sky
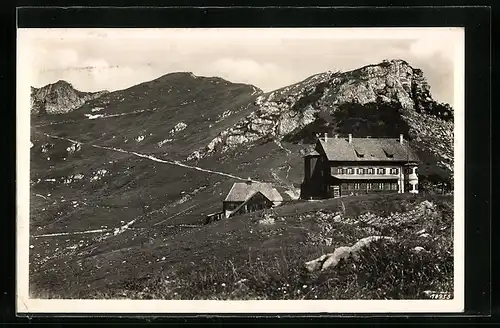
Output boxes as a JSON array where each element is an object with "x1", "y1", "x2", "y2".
[{"x1": 18, "y1": 28, "x2": 463, "y2": 107}]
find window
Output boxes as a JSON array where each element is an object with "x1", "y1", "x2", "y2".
[
  {"x1": 357, "y1": 168, "x2": 363, "y2": 174},
  {"x1": 338, "y1": 167, "x2": 351, "y2": 174},
  {"x1": 391, "y1": 182, "x2": 398, "y2": 190},
  {"x1": 377, "y1": 168, "x2": 386, "y2": 175},
  {"x1": 383, "y1": 148, "x2": 394, "y2": 158},
  {"x1": 390, "y1": 168, "x2": 399, "y2": 175},
  {"x1": 354, "y1": 183, "x2": 360, "y2": 189},
  {"x1": 355, "y1": 149, "x2": 365, "y2": 158},
  {"x1": 341, "y1": 183, "x2": 347, "y2": 190},
  {"x1": 367, "y1": 168, "x2": 375, "y2": 174},
  {"x1": 348, "y1": 183, "x2": 355, "y2": 190},
  {"x1": 367, "y1": 182, "x2": 372, "y2": 190},
  {"x1": 360, "y1": 183, "x2": 367, "y2": 190}
]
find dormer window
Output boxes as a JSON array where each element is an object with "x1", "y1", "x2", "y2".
[
  {"x1": 354, "y1": 148, "x2": 365, "y2": 158},
  {"x1": 383, "y1": 148, "x2": 394, "y2": 158}
]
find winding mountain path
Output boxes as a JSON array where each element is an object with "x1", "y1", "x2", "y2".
[{"x1": 43, "y1": 133, "x2": 254, "y2": 182}]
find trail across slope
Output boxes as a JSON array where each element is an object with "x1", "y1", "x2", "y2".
[{"x1": 43, "y1": 133, "x2": 255, "y2": 182}]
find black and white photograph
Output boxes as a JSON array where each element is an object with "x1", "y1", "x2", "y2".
[{"x1": 17, "y1": 27, "x2": 464, "y2": 313}]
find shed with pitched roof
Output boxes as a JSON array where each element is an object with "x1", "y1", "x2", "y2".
[{"x1": 223, "y1": 178, "x2": 283, "y2": 217}]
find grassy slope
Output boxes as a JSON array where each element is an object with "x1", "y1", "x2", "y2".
[
  {"x1": 29, "y1": 74, "x2": 306, "y2": 296},
  {"x1": 32, "y1": 193, "x2": 453, "y2": 300}
]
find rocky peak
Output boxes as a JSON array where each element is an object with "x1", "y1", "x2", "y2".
[
  {"x1": 31, "y1": 80, "x2": 109, "y2": 115},
  {"x1": 194, "y1": 59, "x2": 448, "y2": 156}
]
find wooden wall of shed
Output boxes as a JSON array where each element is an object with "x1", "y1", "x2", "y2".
[
  {"x1": 223, "y1": 201, "x2": 243, "y2": 212},
  {"x1": 231, "y1": 193, "x2": 274, "y2": 217}
]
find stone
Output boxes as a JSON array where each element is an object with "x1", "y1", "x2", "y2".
[
  {"x1": 305, "y1": 235, "x2": 396, "y2": 272},
  {"x1": 412, "y1": 246, "x2": 426, "y2": 253}
]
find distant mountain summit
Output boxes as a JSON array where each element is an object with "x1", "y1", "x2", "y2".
[{"x1": 30, "y1": 80, "x2": 109, "y2": 115}]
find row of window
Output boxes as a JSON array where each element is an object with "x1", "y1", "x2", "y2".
[
  {"x1": 340, "y1": 182, "x2": 399, "y2": 191},
  {"x1": 336, "y1": 167, "x2": 399, "y2": 175}
]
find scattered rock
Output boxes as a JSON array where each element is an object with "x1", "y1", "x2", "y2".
[
  {"x1": 412, "y1": 246, "x2": 427, "y2": 253},
  {"x1": 90, "y1": 169, "x2": 108, "y2": 182},
  {"x1": 169, "y1": 122, "x2": 187, "y2": 135},
  {"x1": 258, "y1": 217, "x2": 275, "y2": 226},
  {"x1": 323, "y1": 237, "x2": 333, "y2": 246},
  {"x1": 157, "y1": 139, "x2": 173, "y2": 147},
  {"x1": 305, "y1": 236, "x2": 395, "y2": 272},
  {"x1": 187, "y1": 150, "x2": 202, "y2": 161}
]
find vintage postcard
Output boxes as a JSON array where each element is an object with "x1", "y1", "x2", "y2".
[{"x1": 17, "y1": 27, "x2": 464, "y2": 314}]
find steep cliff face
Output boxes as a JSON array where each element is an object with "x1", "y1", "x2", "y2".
[
  {"x1": 31, "y1": 80, "x2": 109, "y2": 115},
  {"x1": 191, "y1": 59, "x2": 454, "y2": 182}
]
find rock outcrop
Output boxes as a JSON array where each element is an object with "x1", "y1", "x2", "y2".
[
  {"x1": 191, "y1": 59, "x2": 454, "y2": 182},
  {"x1": 197, "y1": 60, "x2": 451, "y2": 150},
  {"x1": 31, "y1": 80, "x2": 109, "y2": 115}
]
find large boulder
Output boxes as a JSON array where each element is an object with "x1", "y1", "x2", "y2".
[{"x1": 305, "y1": 236, "x2": 395, "y2": 272}]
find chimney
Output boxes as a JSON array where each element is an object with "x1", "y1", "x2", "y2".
[
  {"x1": 324, "y1": 132, "x2": 328, "y2": 142},
  {"x1": 348, "y1": 134, "x2": 352, "y2": 144},
  {"x1": 399, "y1": 134, "x2": 404, "y2": 144}
]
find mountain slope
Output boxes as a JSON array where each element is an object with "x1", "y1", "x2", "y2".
[
  {"x1": 31, "y1": 80, "x2": 109, "y2": 115},
  {"x1": 192, "y1": 59, "x2": 454, "y2": 184},
  {"x1": 28, "y1": 62, "x2": 455, "y2": 298}
]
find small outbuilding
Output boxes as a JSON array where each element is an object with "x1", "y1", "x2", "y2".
[{"x1": 223, "y1": 178, "x2": 283, "y2": 218}]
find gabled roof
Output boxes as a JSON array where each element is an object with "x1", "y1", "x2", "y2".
[
  {"x1": 317, "y1": 137, "x2": 419, "y2": 162},
  {"x1": 224, "y1": 181, "x2": 283, "y2": 202}
]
